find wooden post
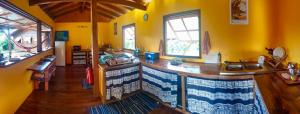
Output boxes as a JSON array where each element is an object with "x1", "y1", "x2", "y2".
[
  {"x1": 91, "y1": 0, "x2": 100, "y2": 97},
  {"x1": 37, "y1": 20, "x2": 42, "y2": 52}
]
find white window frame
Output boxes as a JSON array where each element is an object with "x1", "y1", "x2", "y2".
[
  {"x1": 122, "y1": 23, "x2": 136, "y2": 50},
  {"x1": 163, "y1": 10, "x2": 201, "y2": 58}
]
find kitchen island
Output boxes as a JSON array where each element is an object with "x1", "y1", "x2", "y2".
[{"x1": 98, "y1": 57, "x2": 270, "y2": 113}]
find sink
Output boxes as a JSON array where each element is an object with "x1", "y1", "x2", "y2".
[
  {"x1": 244, "y1": 63, "x2": 263, "y2": 70},
  {"x1": 224, "y1": 61, "x2": 263, "y2": 71},
  {"x1": 226, "y1": 64, "x2": 244, "y2": 71},
  {"x1": 221, "y1": 61, "x2": 269, "y2": 76}
]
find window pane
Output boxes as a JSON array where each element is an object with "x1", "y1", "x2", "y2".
[
  {"x1": 183, "y1": 17, "x2": 199, "y2": 30},
  {"x1": 169, "y1": 19, "x2": 186, "y2": 31},
  {"x1": 189, "y1": 31, "x2": 200, "y2": 41},
  {"x1": 164, "y1": 10, "x2": 200, "y2": 57},
  {"x1": 175, "y1": 31, "x2": 189, "y2": 41},
  {"x1": 166, "y1": 23, "x2": 176, "y2": 39},
  {"x1": 42, "y1": 25, "x2": 52, "y2": 51},
  {"x1": 0, "y1": 4, "x2": 38, "y2": 65},
  {"x1": 123, "y1": 25, "x2": 135, "y2": 50}
]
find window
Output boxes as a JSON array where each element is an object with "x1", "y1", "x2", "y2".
[
  {"x1": 122, "y1": 24, "x2": 135, "y2": 50},
  {"x1": 164, "y1": 10, "x2": 200, "y2": 57},
  {"x1": 42, "y1": 24, "x2": 52, "y2": 51},
  {"x1": 0, "y1": 1, "x2": 52, "y2": 66}
]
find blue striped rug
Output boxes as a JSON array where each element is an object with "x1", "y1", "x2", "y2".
[{"x1": 90, "y1": 92, "x2": 159, "y2": 114}]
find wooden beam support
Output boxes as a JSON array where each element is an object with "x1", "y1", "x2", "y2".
[
  {"x1": 80, "y1": 1, "x2": 88, "y2": 12},
  {"x1": 48, "y1": 2, "x2": 79, "y2": 14},
  {"x1": 37, "y1": 20, "x2": 42, "y2": 52},
  {"x1": 52, "y1": 4, "x2": 81, "y2": 18},
  {"x1": 96, "y1": 4, "x2": 121, "y2": 17},
  {"x1": 85, "y1": 6, "x2": 115, "y2": 19},
  {"x1": 91, "y1": 0, "x2": 100, "y2": 97},
  {"x1": 30, "y1": 0, "x2": 84, "y2": 5},
  {"x1": 98, "y1": 3, "x2": 127, "y2": 14},
  {"x1": 31, "y1": 0, "x2": 147, "y2": 10},
  {"x1": 99, "y1": 0, "x2": 147, "y2": 10}
]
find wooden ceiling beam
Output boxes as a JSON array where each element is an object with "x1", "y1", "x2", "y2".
[
  {"x1": 48, "y1": 2, "x2": 79, "y2": 14},
  {"x1": 132, "y1": 0, "x2": 145, "y2": 4},
  {"x1": 30, "y1": 0, "x2": 85, "y2": 5},
  {"x1": 85, "y1": 6, "x2": 114, "y2": 19},
  {"x1": 122, "y1": 5, "x2": 135, "y2": 10},
  {"x1": 97, "y1": 4, "x2": 121, "y2": 17},
  {"x1": 31, "y1": 0, "x2": 147, "y2": 10},
  {"x1": 52, "y1": 4, "x2": 81, "y2": 18},
  {"x1": 99, "y1": 3, "x2": 127, "y2": 14},
  {"x1": 43, "y1": 3, "x2": 69, "y2": 12},
  {"x1": 80, "y1": 1, "x2": 88, "y2": 12},
  {"x1": 98, "y1": 0, "x2": 147, "y2": 10},
  {"x1": 41, "y1": 3, "x2": 59, "y2": 11}
]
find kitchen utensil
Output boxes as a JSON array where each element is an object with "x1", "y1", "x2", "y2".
[{"x1": 258, "y1": 56, "x2": 265, "y2": 64}]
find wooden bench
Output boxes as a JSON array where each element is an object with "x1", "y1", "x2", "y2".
[{"x1": 28, "y1": 56, "x2": 56, "y2": 91}]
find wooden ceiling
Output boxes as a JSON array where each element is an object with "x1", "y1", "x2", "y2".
[{"x1": 29, "y1": 0, "x2": 148, "y2": 22}]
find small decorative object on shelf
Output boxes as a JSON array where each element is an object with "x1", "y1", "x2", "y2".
[
  {"x1": 288, "y1": 62, "x2": 298, "y2": 81},
  {"x1": 144, "y1": 52, "x2": 159, "y2": 61},
  {"x1": 133, "y1": 48, "x2": 141, "y2": 57},
  {"x1": 170, "y1": 57, "x2": 183, "y2": 66}
]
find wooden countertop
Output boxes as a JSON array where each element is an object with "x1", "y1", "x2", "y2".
[
  {"x1": 254, "y1": 73, "x2": 300, "y2": 114},
  {"x1": 99, "y1": 57, "x2": 263, "y2": 80},
  {"x1": 27, "y1": 56, "x2": 56, "y2": 73}
]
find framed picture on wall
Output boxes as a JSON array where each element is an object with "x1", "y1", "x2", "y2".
[
  {"x1": 230, "y1": 0, "x2": 248, "y2": 24},
  {"x1": 114, "y1": 23, "x2": 117, "y2": 35}
]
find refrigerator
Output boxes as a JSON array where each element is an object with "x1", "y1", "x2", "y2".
[{"x1": 55, "y1": 41, "x2": 66, "y2": 66}]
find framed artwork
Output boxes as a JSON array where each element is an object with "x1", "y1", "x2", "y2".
[
  {"x1": 114, "y1": 22, "x2": 117, "y2": 35},
  {"x1": 230, "y1": 0, "x2": 248, "y2": 24}
]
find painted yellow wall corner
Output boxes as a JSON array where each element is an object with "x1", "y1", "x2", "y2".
[
  {"x1": 55, "y1": 22, "x2": 109, "y2": 64},
  {"x1": 0, "y1": 0, "x2": 54, "y2": 114},
  {"x1": 103, "y1": 0, "x2": 274, "y2": 62}
]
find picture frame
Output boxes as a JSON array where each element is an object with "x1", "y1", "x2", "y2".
[{"x1": 230, "y1": 0, "x2": 248, "y2": 25}]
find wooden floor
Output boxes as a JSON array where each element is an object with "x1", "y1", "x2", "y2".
[{"x1": 16, "y1": 65, "x2": 182, "y2": 114}]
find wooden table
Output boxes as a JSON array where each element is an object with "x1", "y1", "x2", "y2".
[{"x1": 28, "y1": 56, "x2": 56, "y2": 91}]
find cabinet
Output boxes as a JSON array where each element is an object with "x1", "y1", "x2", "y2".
[
  {"x1": 72, "y1": 50, "x2": 88, "y2": 65},
  {"x1": 141, "y1": 65, "x2": 181, "y2": 108},
  {"x1": 72, "y1": 49, "x2": 105, "y2": 65}
]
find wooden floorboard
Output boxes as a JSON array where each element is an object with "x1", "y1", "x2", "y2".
[{"x1": 16, "y1": 65, "x2": 182, "y2": 114}]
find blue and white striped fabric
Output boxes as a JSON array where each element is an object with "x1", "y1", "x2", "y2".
[
  {"x1": 90, "y1": 92, "x2": 159, "y2": 114},
  {"x1": 142, "y1": 66, "x2": 180, "y2": 107},
  {"x1": 106, "y1": 65, "x2": 140, "y2": 100},
  {"x1": 254, "y1": 82, "x2": 269, "y2": 114},
  {"x1": 186, "y1": 77, "x2": 255, "y2": 114}
]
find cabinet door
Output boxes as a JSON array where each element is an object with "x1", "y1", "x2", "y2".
[
  {"x1": 142, "y1": 65, "x2": 181, "y2": 108},
  {"x1": 185, "y1": 76, "x2": 255, "y2": 114},
  {"x1": 105, "y1": 65, "x2": 140, "y2": 100}
]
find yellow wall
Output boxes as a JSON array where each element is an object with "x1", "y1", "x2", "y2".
[
  {"x1": 272, "y1": 0, "x2": 300, "y2": 63},
  {"x1": 0, "y1": 50, "x2": 53, "y2": 114},
  {"x1": 104, "y1": 0, "x2": 274, "y2": 62},
  {"x1": 55, "y1": 22, "x2": 109, "y2": 64},
  {"x1": 0, "y1": 1, "x2": 54, "y2": 114}
]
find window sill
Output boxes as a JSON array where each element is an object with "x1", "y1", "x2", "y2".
[{"x1": 0, "y1": 49, "x2": 53, "y2": 68}]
